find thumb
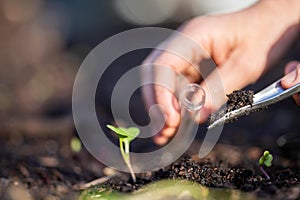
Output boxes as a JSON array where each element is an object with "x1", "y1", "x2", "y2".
[
  {"x1": 281, "y1": 61, "x2": 300, "y2": 106},
  {"x1": 281, "y1": 61, "x2": 300, "y2": 88}
]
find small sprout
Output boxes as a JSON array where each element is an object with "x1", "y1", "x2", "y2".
[
  {"x1": 258, "y1": 150, "x2": 273, "y2": 179},
  {"x1": 259, "y1": 150, "x2": 273, "y2": 167},
  {"x1": 107, "y1": 124, "x2": 140, "y2": 182},
  {"x1": 70, "y1": 137, "x2": 82, "y2": 153}
]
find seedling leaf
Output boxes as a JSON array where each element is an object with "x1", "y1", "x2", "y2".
[
  {"x1": 125, "y1": 127, "x2": 140, "y2": 141},
  {"x1": 106, "y1": 124, "x2": 140, "y2": 182},
  {"x1": 264, "y1": 154, "x2": 273, "y2": 167},
  {"x1": 106, "y1": 124, "x2": 128, "y2": 138},
  {"x1": 107, "y1": 125, "x2": 140, "y2": 141},
  {"x1": 70, "y1": 137, "x2": 82, "y2": 153},
  {"x1": 259, "y1": 150, "x2": 273, "y2": 167}
]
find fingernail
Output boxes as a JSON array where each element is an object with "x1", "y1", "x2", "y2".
[{"x1": 282, "y1": 70, "x2": 297, "y2": 86}]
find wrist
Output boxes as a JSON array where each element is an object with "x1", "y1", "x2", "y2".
[
  {"x1": 256, "y1": 0, "x2": 300, "y2": 27},
  {"x1": 239, "y1": 0, "x2": 300, "y2": 43}
]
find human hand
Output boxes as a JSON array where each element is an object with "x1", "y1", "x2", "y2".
[
  {"x1": 142, "y1": 0, "x2": 300, "y2": 145},
  {"x1": 281, "y1": 61, "x2": 300, "y2": 106}
]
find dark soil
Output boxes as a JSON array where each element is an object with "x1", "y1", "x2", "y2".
[
  {"x1": 208, "y1": 90, "x2": 254, "y2": 125},
  {"x1": 226, "y1": 90, "x2": 254, "y2": 112},
  {"x1": 104, "y1": 156, "x2": 300, "y2": 198},
  {"x1": 0, "y1": 123, "x2": 105, "y2": 200},
  {"x1": 1, "y1": 123, "x2": 300, "y2": 199}
]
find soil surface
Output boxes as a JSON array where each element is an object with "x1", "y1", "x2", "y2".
[
  {"x1": 1, "y1": 87, "x2": 299, "y2": 200},
  {"x1": 0, "y1": 121, "x2": 105, "y2": 200},
  {"x1": 104, "y1": 156, "x2": 300, "y2": 198},
  {"x1": 1, "y1": 123, "x2": 300, "y2": 199}
]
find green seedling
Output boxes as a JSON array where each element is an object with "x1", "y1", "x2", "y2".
[
  {"x1": 258, "y1": 150, "x2": 273, "y2": 180},
  {"x1": 106, "y1": 124, "x2": 140, "y2": 182},
  {"x1": 70, "y1": 137, "x2": 82, "y2": 153}
]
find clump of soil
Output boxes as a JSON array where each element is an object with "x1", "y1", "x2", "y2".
[
  {"x1": 103, "y1": 156, "x2": 300, "y2": 196},
  {"x1": 208, "y1": 90, "x2": 254, "y2": 125},
  {"x1": 226, "y1": 90, "x2": 254, "y2": 112}
]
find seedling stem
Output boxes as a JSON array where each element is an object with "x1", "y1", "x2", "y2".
[
  {"x1": 107, "y1": 124, "x2": 140, "y2": 182},
  {"x1": 258, "y1": 150, "x2": 273, "y2": 180}
]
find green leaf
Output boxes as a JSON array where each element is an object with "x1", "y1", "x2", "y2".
[
  {"x1": 259, "y1": 150, "x2": 273, "y2": 167},
  {"x1": 106, "y1": 124, "x2": 128, "y2": 138},
  {"x1": 70, "y1": 137, "x2": 82, "y2": 153},
  {"x1": 259, "y1": 157, "x2": 264, "y2": 166},
  {"x1": 107, "y1": 124, "x2": 140, "y2": 141},
  {"x1": 264, "y1": 153, "x2": 273, "y2": 167},
  {"x1": 125, "y1": 127, "x2": 140, "y2": 141}
]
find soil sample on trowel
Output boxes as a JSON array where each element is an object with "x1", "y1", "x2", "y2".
[{"x1": 208, "y1": 90, "x2": 254, "y2": 125}]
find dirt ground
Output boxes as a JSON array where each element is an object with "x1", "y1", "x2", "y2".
[{"x1": 0, "y1": 107, "x2": 299, "y2": 200}]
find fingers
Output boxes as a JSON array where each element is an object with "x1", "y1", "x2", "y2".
[
  {"x1": 152, "y1": 85, "x2": 181, "y2": 145},
  {"x1": 141, "y1": 54, "x2": 199, "y2": 145},
  {"x1": 281, "y1": 61, "x2": 300, "y2": 87},
  {"x1": 141, "y1": 69, "x2": 180, "y2": 145},
  {"x1": 281, "y1": 61, "x2": 300, "y2": 105},
  {"x1": 283, "y1": 61, "x2": 300, "y2": 75},
  {"x1": 141, "y1": 31, "x2": 209, "y2": 145}
]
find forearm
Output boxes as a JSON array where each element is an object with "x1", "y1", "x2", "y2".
[
  {"x1": 253, "y1": 0, "x2": 300, "y2": 28},
  {"x1": 270, "y1": 0, "x2": 300, "y2": 24},
  {"x1": 236, "y1": 0, "x2": 300, "y2": 68}
]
